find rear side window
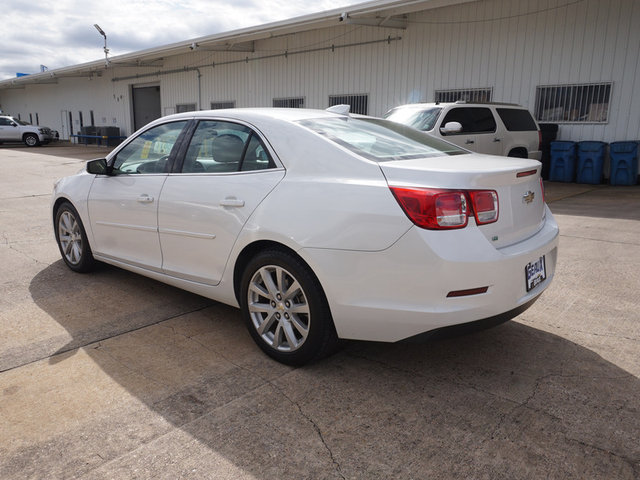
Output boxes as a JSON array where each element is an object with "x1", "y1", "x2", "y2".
[
  {"x1": 181, "y1": 120, "x2": 275, "y2": 173},
  {"x1": 496, "y1": 108, "x2": 538, "y2": 131},
  {"x1": 441, "y1": 107, "x2": 496, "y2": 134}
]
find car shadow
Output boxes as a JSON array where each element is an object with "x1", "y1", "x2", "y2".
[
  {"x1": 546, "y1": 182, "x2": 640, "y2": 221},
  {"x1": 16, "y1": 261, "x2": 640, "y2": 479}
]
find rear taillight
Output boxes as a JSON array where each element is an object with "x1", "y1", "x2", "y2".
[
  {"x1": 468, "y1": 190, "x2": 499, "y2": 225},
  {"x1": 538, "y1": 130, "x2": 542, "y2": 151},
  {"x1": 390, "y1": 187, "x2": 498, "y2": 230}
]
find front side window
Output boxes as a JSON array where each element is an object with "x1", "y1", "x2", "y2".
[
  {"x1": 298, "y1": 117, "x2": 465, "y2": 162},
  {"x1": 112, "y1": 121, "x2": 187, "y2": 174},
  {"x1": 441, "y1": 107, "x2": 496, "y2": 134},
  {"x1": 181, "y1": 120, "x2": 275, "y2": 173},
  {"x1": 0, "y1": 117, "x2": 14, "y2": 126}
]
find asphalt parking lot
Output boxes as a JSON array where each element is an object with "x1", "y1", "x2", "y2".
[{"x1": 1, "y1": 143, "x2": 639, "y2": 479}]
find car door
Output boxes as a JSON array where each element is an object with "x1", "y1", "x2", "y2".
[
  {"x1": 0, "y1": 117, "x2": 18, "y2": 140},
  {"x1": 437, "y1": 107, "x2": 479, "y2": 151},
  {"x1": 87, "y1": 120, "x2": 188, "y2": 270},
  {"x1": 158, "y1": 119, "x2": 285, "y2": 285},
  {"x1": 465, "y1": 107, "x2": 502, "y2": 155}
]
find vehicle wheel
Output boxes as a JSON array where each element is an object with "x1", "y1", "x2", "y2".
[
  {"x1": 508, "y1": 148, "x2": 527, "y2": 158},
  {"x1": 24, "y1": 133, "x2": 40, "y2": 147},
  {"x1": 240, "y1": 249, "x2": 338, "y2": 366},
  {"x1": 54, "y1": 202, "x2": 95, "y2": 272}
]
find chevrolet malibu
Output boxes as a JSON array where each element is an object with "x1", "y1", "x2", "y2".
[{"x1": 52, "y1": 107, "x2": 558, "y2": 365}]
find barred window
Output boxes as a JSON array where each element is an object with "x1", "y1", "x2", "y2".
[
  {"x1": 435, "y1": 88, "x2": 493, "y2": 103},
  {"x1": 176, "y1": 103, "x2": 197, "y2": 113},
  {"x1": 534, "y1": 83, "x2": 612, "y2": 123},
  {"x1": 273, "y1": 97, "x2": 305, "y2": 108},
  {"x1": 210, "y1": 101, "x2": 236, "y2": 110},
  {"x1": 329, "y1": 94, "x2": 368, "y2": 115}
]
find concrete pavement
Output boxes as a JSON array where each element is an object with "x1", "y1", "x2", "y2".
[{"x1": 1, "y1": 144, "x2": 638, "y2": 479}]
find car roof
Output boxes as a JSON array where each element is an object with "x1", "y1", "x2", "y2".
[
  {"x1": 390, "y1": 102, "x2": 526, "y2": 109},
  {"x1": 157, "y1": 108, "x2": 350, "y2": 126}
]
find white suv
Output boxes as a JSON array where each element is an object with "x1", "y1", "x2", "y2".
[
  {"x1": 0, "y1": 115, "x2": 55, "y2": 147},
  {"x1": 384, "y1": 102, "x2": 541, "y2": 159}
]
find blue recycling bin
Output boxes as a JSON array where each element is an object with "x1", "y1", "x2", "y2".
[
  {"x1": 576, "y1": 141, "x2": 607, "y2": 184},
  {"x1": 549, "y1": 141, "x2": 577, "y2": 182},
  {"x1": 609, "y1": 141, "x2": 639, "y2": 186}
]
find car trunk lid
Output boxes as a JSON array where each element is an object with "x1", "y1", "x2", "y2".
[{"x1": 380, "y1": 154, "x2": 546, "y2": 248}]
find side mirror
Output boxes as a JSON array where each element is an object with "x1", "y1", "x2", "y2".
[
  {"x1": 440, "y1": 121, "x2": 463, "y2": 135},
  {"x1": 11, "y1": 123, "x2": 18, "y2": 127},
  {"x1": 86, "y1": 158, "x2": 112, "y2": 175}
]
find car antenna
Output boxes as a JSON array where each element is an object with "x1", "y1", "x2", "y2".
[{"x1": 326, "y1": 104, "x2": 351, "y2": 115}]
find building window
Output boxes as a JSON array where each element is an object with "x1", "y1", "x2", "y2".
[
  {"x1": 29, "y1": 113, "x2": 33, "y2": 124},
  {"x1": 176, "y1": 103, "x2": 197, "y2": 113},
  {"x1": 273, "y1": 97, "x2": 305, "y2": 108},
  {"x1": 79, "y1": 111, "x2": 84, "y2": 128},
  {"x1": 435, "y1": 88, "x2": 493, "y2": 103},
  {"x1": 90, "y1": 110, "x2": 95, "y2": 126},
  {"x1": 36, "y1": 113, "x2": 39, "y2": 125},
  {"x1": 534, "y1": 83, "x2": 612, "y2": 123},
  {"x1": 329, "y1": 94, "x2": 368, "y2": 115},
  {"x1": 210, "y1": 101, "x2": 236, "y2": 110}
]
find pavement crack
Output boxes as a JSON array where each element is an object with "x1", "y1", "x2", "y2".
[
  {"x1": 164, "y1": 329, "x2": 345, "y2": 478},
  {"x1": 266, "y1": 381, "x2": 346, "y2": 480},
  {"x1": 565, "y1": 437, "x2": 639, "y2": 476},
  {"x1": 558, "y1": 233, "x2": 640, "y2": 247}
]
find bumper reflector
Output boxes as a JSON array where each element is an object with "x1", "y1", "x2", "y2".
[{"x1": 446, "y1": 286, "x2": 489, "y2": 298}]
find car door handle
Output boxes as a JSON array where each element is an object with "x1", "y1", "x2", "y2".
[
  {"x1": 137, "y1": 194, "x2": 154, "y2": 203},
  {"x1": 465, "y1": 139, "x2": 475, "y2": 144},
  {"x1": 220, "y1": 197, "x2": 245, "y2": 207},
  {"x1": 493, "y1": 137, "x2": 501, "y2": 142}
]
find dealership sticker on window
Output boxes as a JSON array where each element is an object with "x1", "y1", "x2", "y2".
[{"x1": 525, "y1": 255, "x2": 546, "y2": 292}]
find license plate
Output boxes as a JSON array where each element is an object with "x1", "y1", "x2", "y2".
[{"x1": 525, "y1": 255, "x2": 547, "y2": 292}]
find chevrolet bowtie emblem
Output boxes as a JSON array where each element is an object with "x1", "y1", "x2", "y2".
[{"x1": 522, "y1": 191, "x2": 535, "y2": 204}]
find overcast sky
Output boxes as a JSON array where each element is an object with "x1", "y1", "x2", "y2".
[{"x1": 0, "y1": 0, "x2": 369, "y2": 80}]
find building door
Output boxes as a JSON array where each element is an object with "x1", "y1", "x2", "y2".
[
  {"x1": 60, "y1": 110, "x2": 69, "y2": 140},
  {"x1": 132, "y1": 85, "x2": 161, "y2": 132}
]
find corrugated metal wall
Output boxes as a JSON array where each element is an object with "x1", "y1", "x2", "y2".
[{"x1": 1, "y1": 0, "x2": 638, "y2": 143}]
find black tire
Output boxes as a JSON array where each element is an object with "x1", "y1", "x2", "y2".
[
  {"x1": 23, "y1": 133, "x2": 40, "y2": 147},
  {"x1": 54, "y1": 201, "x2": 95, "y2": 273},
  {"x1": 240, "y1": 249, "x2": 338, "y2": 366},
  {"x1": 508, "y1": 148, "x2": 528, "y2": 158}
]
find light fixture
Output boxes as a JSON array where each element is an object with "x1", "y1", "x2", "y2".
[{"x1": 94, "y1": 24, "x2": 110, "y2": 66}]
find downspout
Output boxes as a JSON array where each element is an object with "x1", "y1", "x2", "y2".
[{"x1": 196, "y1": 68, "x2": 202, "y2": 110}]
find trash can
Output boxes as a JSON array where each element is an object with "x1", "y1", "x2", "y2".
[
  {"x1": 576, "y1": 141, "x2": 607, "y2": 185},
  {"x1": 609, "y1": 141, "x2": 639, "y2": 186},
  {"x1": 549, "y1": 141, "x2": 577, "y2": 182},
  {"x1": 538, "y1": 123, "x2": 559, "y2": 180}
]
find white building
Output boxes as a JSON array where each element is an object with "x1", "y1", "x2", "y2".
[{"x1": 0, "y1": 0, "x2": 638, "y2": 145}]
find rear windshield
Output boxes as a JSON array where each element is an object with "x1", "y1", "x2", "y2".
[
  {"x1": 298, "y1": 117, "x2": 466, "y2": 162},
  {"x1": 384, "y1": 106, "x2": 442, "y2": 131},
  {"x1": 496, "y1": 108, "x2": 538, "y2": 131}
]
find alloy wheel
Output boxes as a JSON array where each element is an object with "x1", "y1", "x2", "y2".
[{"x1": 247, "y1": 265, "x2": 310, "y2": 352}]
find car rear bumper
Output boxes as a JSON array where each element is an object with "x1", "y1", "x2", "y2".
[{"x1": 302, "y1": 206, "x2": 559, "y2": 342}]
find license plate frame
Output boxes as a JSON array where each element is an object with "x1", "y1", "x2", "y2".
[{"x1": 525, "y1": 255, "x2": 547, "y2": 292}]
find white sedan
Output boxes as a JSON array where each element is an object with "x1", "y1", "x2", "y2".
[{"x1": 52, "y1": 107, "x2": 559, "y2": 365}]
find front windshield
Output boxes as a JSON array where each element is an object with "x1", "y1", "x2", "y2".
[
  {"x1": 298, "y1": 116, "x2": 465, "y2": 162},
  {"x1": 14, "y1": 118, "x2": 31, "y2": 126},
  {"x1": 384, "y1": 107, "x2": 442, "y2": 131}
]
